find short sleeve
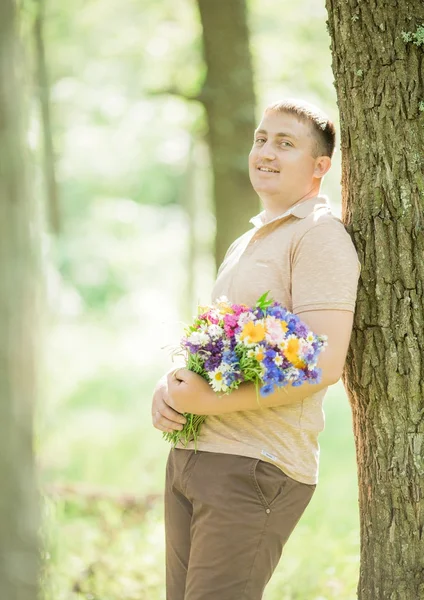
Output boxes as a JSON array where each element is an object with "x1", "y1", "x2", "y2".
[{"x1": 291, "y1": 220, "x2": 361, "y2": 315}]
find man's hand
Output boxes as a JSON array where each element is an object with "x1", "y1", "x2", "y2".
[
  {"x1": 151, "y1": 374, "x2": 187, "y2": 433},
  {"x1": 167, "y1": 368, "x2": 214, "y2": 415}
]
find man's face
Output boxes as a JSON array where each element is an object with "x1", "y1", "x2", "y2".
[{"x1": 248, "y1": 110, "x2": 319, "y2": 199}]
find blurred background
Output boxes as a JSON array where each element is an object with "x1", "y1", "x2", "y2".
[{"x1": 29, "y1": 0, "x2": 360, "y2": 597}]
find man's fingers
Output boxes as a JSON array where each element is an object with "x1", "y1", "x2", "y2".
[
  {"x1": 153, "y1": 411, "x2": 185, "y2": 432},
  {"x1": 162, "y1": 404, "x2": 186, "y2": 424},
  {"x1": 154, "y1": 395, "x2": 186, "y2": 424},
  {"x1": 151, "y1": 375, "x2": 187, "y2": 433}
]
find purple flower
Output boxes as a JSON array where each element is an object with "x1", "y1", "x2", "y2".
[
  {"x1": 295, "y1": 323, "x2": 309, "y2": 337},
  {"x1": 307, "y1": 368, "x2": 321, "y2": 383},
  {"x1": 204, "y1": 355, "x2": 222, "y2": 371}
]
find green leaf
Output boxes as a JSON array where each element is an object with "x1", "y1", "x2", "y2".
[{"x1": 255, "y1": 290, "x2": 273, "y2": 311}]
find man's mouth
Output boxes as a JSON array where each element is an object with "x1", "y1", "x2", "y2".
[{"x1": 257, "y1": 166, "x2": 280, "y2": 173}]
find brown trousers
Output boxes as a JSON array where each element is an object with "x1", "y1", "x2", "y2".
[{"x1": 164, "y1": 448, "x2": 316, "y2": 600}]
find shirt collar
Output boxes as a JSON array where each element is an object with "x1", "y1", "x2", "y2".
[{"x1": 249, "y1": 194, "x2": 331, "y2": 229}]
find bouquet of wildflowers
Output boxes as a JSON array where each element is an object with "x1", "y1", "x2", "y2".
[{"x1": 164, "y1": 291, "x2": 327, "y2": 449}]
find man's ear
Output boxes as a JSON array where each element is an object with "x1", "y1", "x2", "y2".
[{"x1": 313, "y1": 156, "x2": 332, "y2": 179}]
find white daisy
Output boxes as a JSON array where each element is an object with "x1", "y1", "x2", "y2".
[
  {"x1": 209, "y1": 368, "x2": 229, "y2": 393},
  {"x1": 238, "y1": 312, "x2": 255, "y2": 327},
  {"x1": 208, "y1": 324, "x2": 223, "y2": 339},
  {"x1": 187, "y1": 331, "x2": 210, "y2": 346}
]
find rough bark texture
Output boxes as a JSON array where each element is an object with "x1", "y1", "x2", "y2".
[
  {"x1": 196, "y1": 0, "x2": 259, "y2": 267},
  {"x1": 0, "y1": 1, "x2": 40, "y2": 597},
  {"x1": 325, "y1": 1, "x2": 424, "y2": 598}
]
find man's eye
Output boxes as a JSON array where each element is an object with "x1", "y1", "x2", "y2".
[
  {"x1": 255, "y1": 138, "x2": 266, "y2": 144},
  {"x1": 280, "y1": 141, "x2": 292, "y2": 147}
]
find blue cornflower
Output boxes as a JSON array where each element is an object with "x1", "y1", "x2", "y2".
[
  {"x1": 274, "y1": 371, "x2": 285, "y2": 384},
  {"x1": 286, "y1": 318, "x2": 297, "y2": 334},
  {"x1": 254, "y1": 308, "x2": 265, "y2": 319},
  {"x1": 260, "y1": 382, "x2": 275, "y2": 397},
  {"x1": 223, "y1": 349, "x2": 238, "y2": 364},
  {"x1": 267, "y1": 304, "x2": 286, "y2": 319}
]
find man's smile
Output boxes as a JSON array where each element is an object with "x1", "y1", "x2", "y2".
[{"x1": 257, "y1": 165, "x2": 280, "y2": 173}]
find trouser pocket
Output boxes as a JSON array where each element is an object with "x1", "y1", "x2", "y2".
[{"x1": 250, "y1": 458, "x2": 288, "y2": 512}]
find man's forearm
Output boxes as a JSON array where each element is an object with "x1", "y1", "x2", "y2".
[{"x1": 199, "y1": 372, "x2": 337, "y2": 415}]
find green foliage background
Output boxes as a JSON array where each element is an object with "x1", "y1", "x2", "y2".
[{"x1": 33, "y1": 0, "x2": 359, "y2": 597}]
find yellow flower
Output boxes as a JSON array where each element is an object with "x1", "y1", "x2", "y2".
[
  {"x1": 240, "y1": 321, "x2": 266, "y2": 344},
  {"x1": 218, "y1": 303, "x2": 233, "y2": 315},
  {"x1": 283, "y1": 337, "x2": 306, "y2": 369},
  {"x1": 254, "y1": 347, "x2": 265, "y2": 361},
  {"x1": 280, "y1": 320, "x2": 288, "y2": 334},
  {"x1": 215, "y1": 297, "x2": 234, "y2": 314}
]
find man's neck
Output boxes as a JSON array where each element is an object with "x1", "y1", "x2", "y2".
[{"x1": 261, "y1": 189, "x2": 321, "y2": 223}]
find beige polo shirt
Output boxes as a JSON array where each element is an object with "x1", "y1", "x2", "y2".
[{"x1": 176, "y1": 194, "x2": 361, "y2": 485}]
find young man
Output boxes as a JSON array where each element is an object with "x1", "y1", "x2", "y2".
[{"x1": 151, "y1": 99, "x2": 361, "y2": 600}]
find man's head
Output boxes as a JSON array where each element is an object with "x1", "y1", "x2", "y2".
[{"x1": 248, "y1": 99, "x2": 335, "y2": 206}]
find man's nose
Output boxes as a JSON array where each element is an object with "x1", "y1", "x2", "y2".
[{"x1": 258, "y1": 142, "x2": 276, "y2": 160}]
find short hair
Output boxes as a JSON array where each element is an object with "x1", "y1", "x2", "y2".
[{"x1": 265, "y1": 99, "x2": 336, "y2": 159}]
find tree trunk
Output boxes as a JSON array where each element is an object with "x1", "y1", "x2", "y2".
[
  {"x1": 196, "y1": 0, "x2": 259, "y2": 267},
  {"x1": 0, "y1": 1, "x2": 40, "y2": 597},
  {"x1": 325, "y1": 2, "x2": 424, "y2": 598},
  {"x1": 179, "y1": 138, "x2": 197, "y2": 320},
  {"x1": 34, "y1": 0, "x2": 60, "y2": 234}
]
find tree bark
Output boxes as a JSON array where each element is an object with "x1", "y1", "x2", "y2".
[
  {"x1": 325, "y1": 2, "x2": 424, "y2": 598},
  {"x1": 0, "y1": 1, "x2": 40, "y2": 597},
  {"x1": 196, "y1": 0, "x2": 259, "y2": 267}
]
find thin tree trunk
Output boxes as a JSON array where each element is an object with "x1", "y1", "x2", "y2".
[
  {"x1": 196, "y1": 0, "x2": 258, "y2": 267},
  {"x1": 325, "y1": 2, "x2": 424, "y2": 598},
  {"x1": 34, "y1": 0, "x2": 60, "y2": 234},
  {"x1": 0, "y1": 1, "x2": 40, "y2": 597},
  {"x1": 179, "y1": 138, "x2": 197, "y2": 320}
]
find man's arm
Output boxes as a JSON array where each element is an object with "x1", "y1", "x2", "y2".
[{"x1": 167, "y1": 309, "x2": 355, "y2": 415}]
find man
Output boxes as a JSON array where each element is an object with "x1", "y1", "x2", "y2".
[{"x1": 151, "y1": 99, "x2": 361, "y2": 600}]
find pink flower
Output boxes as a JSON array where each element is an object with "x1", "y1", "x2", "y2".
[
  {"x1": 233, "y1": 304, "x2": 249, "y2": 316},
  {"x1": 224, "y1": 313, "x2": 238, "y2": 327},
  {"x1": 223, "y1": 313, "x2": 238, "y2": 337},
  {"x1": 200, "y1": 309, "x2": 219, "y2": 324}
]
